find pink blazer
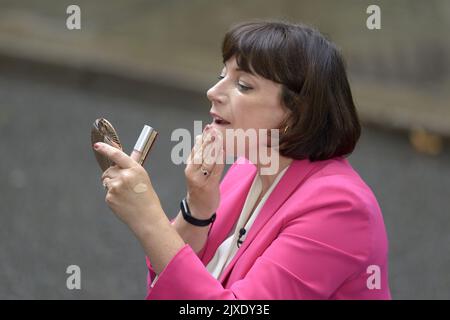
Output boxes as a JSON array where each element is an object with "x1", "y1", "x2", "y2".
[{"x1": 146, "y1": 157, "x2": 391, "y2": 299}]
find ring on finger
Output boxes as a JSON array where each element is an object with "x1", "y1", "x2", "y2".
[
  {"x1": 200, "y1": 166, "x2": 209, "y2": 176},
  {"x1": 102, "y1": 178, "x2": 110, "y2": 191}
]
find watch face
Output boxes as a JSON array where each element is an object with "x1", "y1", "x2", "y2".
[{"x1": 181, "y1": 198, "x2": 189, "y2": 215}]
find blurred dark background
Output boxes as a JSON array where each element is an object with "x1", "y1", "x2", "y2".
[{"x1": 0, "y1": 0, "x2": 449, "y2": 299}]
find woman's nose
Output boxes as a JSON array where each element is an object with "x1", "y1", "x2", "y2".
[{"x1": 206, "y1": 82, "x2": 225, "y2": 104}]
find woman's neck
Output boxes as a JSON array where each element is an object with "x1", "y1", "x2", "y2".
[{"x1": 255, "y1": 153, "x2": 293, "y2": 195}]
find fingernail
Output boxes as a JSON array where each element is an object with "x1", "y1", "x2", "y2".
[
  {"x1": 94, "y1": 143, "x2": 100, "y2": 150},
  {"x1": 204, "y1": 124, "x2": 211, "y2": 132}
]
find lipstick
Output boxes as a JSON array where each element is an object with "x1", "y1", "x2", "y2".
[{"x1": 133, "y1": 125, "x2": 158, "y2": 165}]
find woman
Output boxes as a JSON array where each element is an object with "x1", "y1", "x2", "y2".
[{"x1": 95, "y1": 21, "x2": 391, "y2": 299}]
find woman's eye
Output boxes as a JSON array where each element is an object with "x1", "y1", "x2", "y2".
[
  {"x1": 216, "y1": 74, "x2": 252, "y2": 92},
  {"x1": 237, "y1": 82, "x2": 252, "y2": 92}
]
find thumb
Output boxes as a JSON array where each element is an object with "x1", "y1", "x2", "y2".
[{"x1": 130, "y1": 150, "x2": 142, "y2": 163}]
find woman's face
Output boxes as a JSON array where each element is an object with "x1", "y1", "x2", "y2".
[{"x1": 206, "y1": 56, "x2": 289, "y2": 158}]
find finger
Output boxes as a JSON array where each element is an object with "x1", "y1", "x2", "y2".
[
  {"x1": 193, "y1": 142, "x2": 204, "y2": 166},
  {"x1": 187, "y1": 135, "x2": 202, "y2": 165},
  {"x1": 105, "y1": 178, "x2": 121, "y2": 193},
  {"x1": 188, "y1": 134, "x2": 208, "y2": 166},
  {"x1": 197, "y1": 133, "x2": 224, "y2": 179},
  {"x1": 94, "y1": 142, "x2": 136, "y2": 169},
  {"x1": 197, "y1": 148, "x2": 216, "y2": 179},
  {"x1": 187, "y1": 128, "x2": 217, "y2": 168},
  {"x1": 103, "y1": 177, "x2": 111, "y2": 190},
  {"x1": 202, "y1": 139, "x2": 218, "y2": 166},
  {"x1": 101, "y1": 165, "x2": 120, "y2": 181},
  {"x1": 202, "y1": 129, "x2": 223, "y2": 164},
  {"x1": 105, "y1": 138, "x2": 121, "y2": 150},
  {"x1": 194, "y1": 132, "x2": 215, "y2": 166},
  {"x1": 130, "y1": 150, "x2": 142, "y2": 163},
  {"x1": 210, "y1": 147, "x2": 225, "y2": 179},
  {"x1": 208, "y1": 133, "x2": 225, "y2": 176}
]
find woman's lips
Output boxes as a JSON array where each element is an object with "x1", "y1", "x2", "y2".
[
  {"x1": 213, "y1": 119, "x2": 231, "y2": 125},
  {"x1": 210, "y1": 112, "x2": 231, "y2": 125},
  {"x1": 210, "y1": 122, "x2": 229, "y2": 130}
]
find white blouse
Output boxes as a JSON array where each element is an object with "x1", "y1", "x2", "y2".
[
  {"x1": 150, "y1": 165, "x2": 289, "y2": 288},
  {"x1": 206, "y1": 165, "x2": 289, "y2": 279}
]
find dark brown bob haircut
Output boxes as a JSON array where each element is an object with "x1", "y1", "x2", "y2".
[{"x1": 222, "y1": 20, "x2": 361, "y2": 161}]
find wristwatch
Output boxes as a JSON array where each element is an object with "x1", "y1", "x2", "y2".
[{"x1": 180, "y1": 197, "x2": 216, "y2": 227}]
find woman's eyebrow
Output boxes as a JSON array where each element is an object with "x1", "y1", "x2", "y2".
[
  {"x1": 235, "y1": 67, "x2": 256, "y2": 76},
  {"x1": 223, "y1": 64, "x2": 256, "y2": 76}
]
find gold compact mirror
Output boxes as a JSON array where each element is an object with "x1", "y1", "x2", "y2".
[
  {"x1": 91, "y1": 118, "x2": 123, "y2": 172},
  {"x1": 91, "y1": 118, "x2": 158, "y2": 172}
]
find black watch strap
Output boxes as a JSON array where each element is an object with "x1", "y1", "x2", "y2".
[{"x1": 180, "y1": 197, "x2": 216, "y2": 227}]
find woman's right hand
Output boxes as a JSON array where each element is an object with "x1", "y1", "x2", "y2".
[{"x1": 184, "y1": 125, "x2": 225, "y2": 220}]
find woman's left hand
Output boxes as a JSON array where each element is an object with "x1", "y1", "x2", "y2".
[{"x1": 94, "y1": 142, "x2": 164, "y2": 235}]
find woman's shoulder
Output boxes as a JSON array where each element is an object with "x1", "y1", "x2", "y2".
[
  {"x1": 284, "y1": 157, "x2": 383, "y2": 232},
  {"x1": 284, "y1": 157, "x2": 387, "y2": 265},
  {"x1": 302, "y1": 157, "x2": 378, "y2": 205}
]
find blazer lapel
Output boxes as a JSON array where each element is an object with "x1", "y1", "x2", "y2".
[
  {"x1": 200, "y1": 159, "x2": 258, "y2": 265},
  {"x1": 218, "y1": 158, "x2": 325, "y2": 284}
]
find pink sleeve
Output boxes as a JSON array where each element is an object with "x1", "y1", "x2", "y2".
[
  {"x1": 146, "y1": 179, "x2": 376, "y2": 299},
  {"x1": 146, "y1": 218, "x2": 210, "y2": 291}
]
